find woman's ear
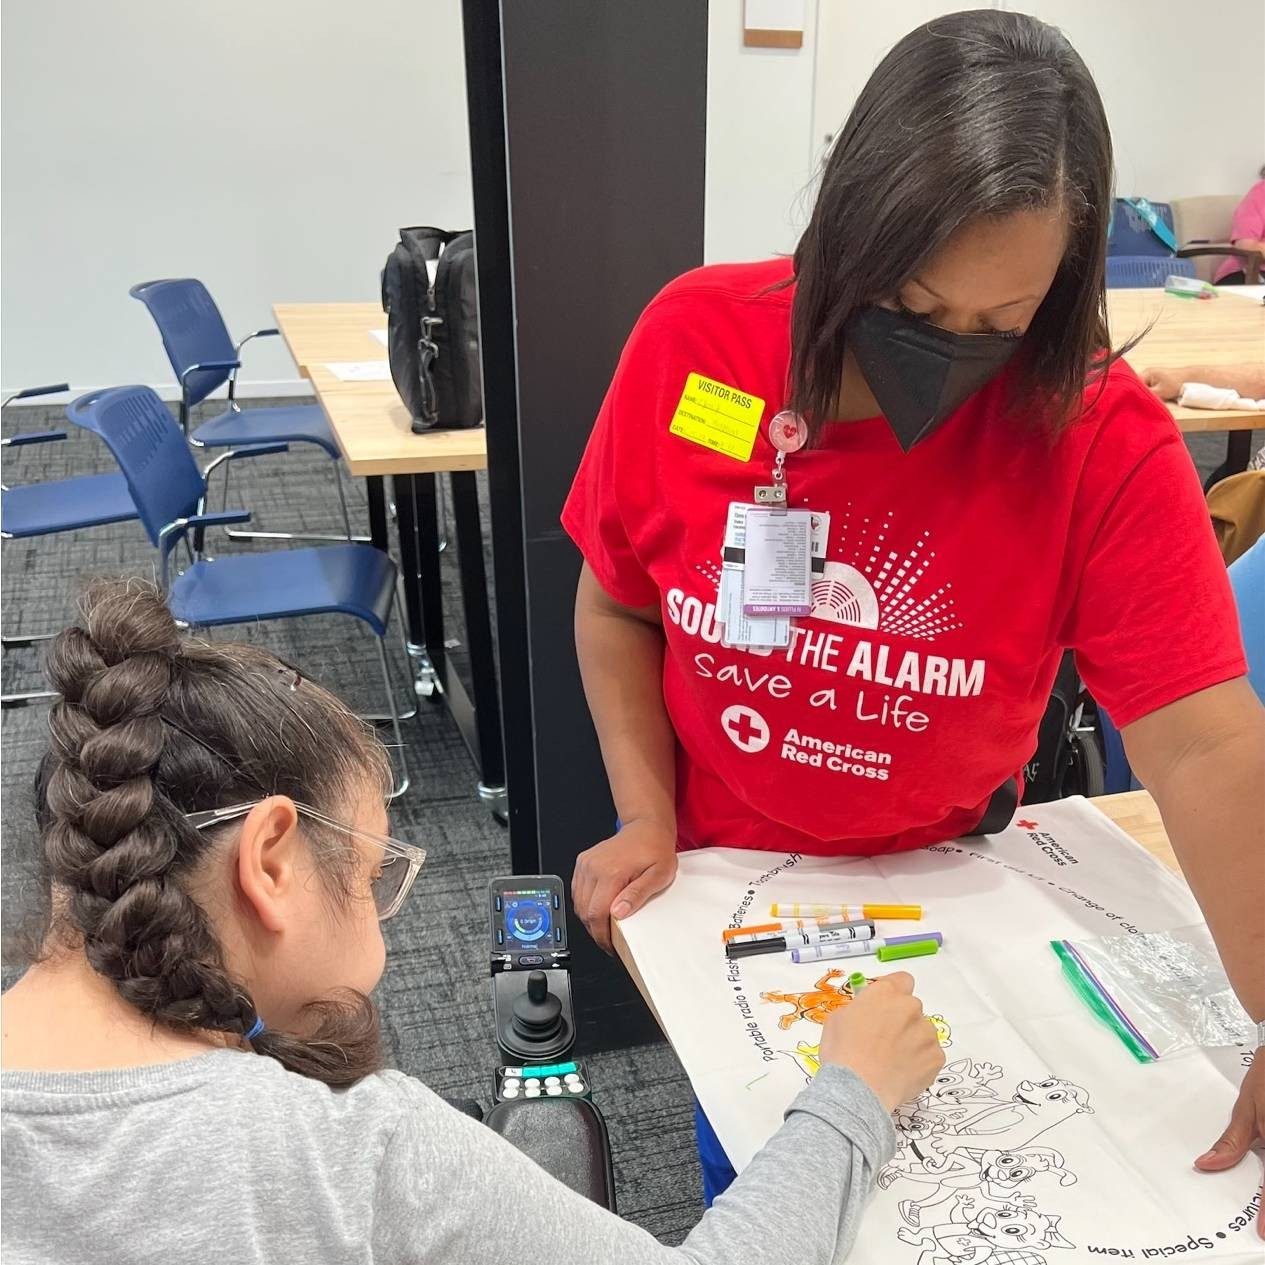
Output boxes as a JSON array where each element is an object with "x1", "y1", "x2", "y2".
[{"x1": 235, "y1": 797, "x2": 302, "y2": 934}]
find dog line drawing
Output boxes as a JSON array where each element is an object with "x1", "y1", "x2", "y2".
[{"x1": 897, "y1": 1195, "x2": 1074, "y2": 1265}]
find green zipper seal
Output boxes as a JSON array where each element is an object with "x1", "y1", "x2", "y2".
[{"x1": 1050, "y1": 940, "x2": 1154, "y2": 1063}]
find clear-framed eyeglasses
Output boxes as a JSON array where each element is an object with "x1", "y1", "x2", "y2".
[{"x1": 185, "y1": 801, "x2": 426, "y2": 921}]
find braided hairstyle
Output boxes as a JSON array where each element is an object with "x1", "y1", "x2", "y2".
[{"x1": 33, "y1": 578, "x2": 392, "y2": 1086}]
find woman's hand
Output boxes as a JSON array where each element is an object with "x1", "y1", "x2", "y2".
[
  {"x1": 818, "y1": 972, "x2": 945, "y2": 1112},
  {"x1": 1195, "y1": 1049, "x2": 1265, "y2": 1238},
  {"x1": 571, "y1": 819, "x2": 678, "y2": 953}
]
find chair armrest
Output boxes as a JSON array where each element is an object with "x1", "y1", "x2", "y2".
[
  {"x1": 200, "y1": 443, "x2": 289, "y2": 482},
  {"x1": 1177, "y1": 245, "x2": 1260, "y2": 260},
  {"x1": 158, "y1": 510, "x2": 252, "y2": 588},
  {"x1": 1, "y1": 382, "x2": 71, "y2": 408},
  {"x1": 234, "y1": 328, "x2": 280, "y2": 355},
  {"x1": 187, "y1": 510, "x2": 251, "y2": 530},
  {"x1": 1, "y1": 430, "x2": 67, "y2": 448},
  {"x1": 1176, "y1": 245, "x2": 1264, "y2": 284},
  {"x1": 227, "y1": 329, "x2": 281, "y2": 404},
  {"x1": 179, "y1": 359, "x2": 242, "y2": 387}
]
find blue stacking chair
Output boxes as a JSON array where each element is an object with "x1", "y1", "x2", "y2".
[
  {"x1": 1097, "y1": 536, "x2": 1265, "y2": 791},
  {"x1": 1, "y1": 383, "x2": 142, "y2": 706},
  {"x1": 67, "y1": 384, "x2": 409, "y2": 796},
  {"x1": 129, "y1": 278, "x2": 359, "y2": 543},
  {"x1": 1105, "y1": 198, "x2": 1233, "y2": 289}
]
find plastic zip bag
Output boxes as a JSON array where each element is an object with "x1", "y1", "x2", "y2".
[{"x1": 1051, "y1": 924, "x2": 1253, "y2": 1062}]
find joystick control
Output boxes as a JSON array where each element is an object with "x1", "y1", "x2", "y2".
[{"x1": 512, "y1": 971, "x2": 564, "y2": 1044}]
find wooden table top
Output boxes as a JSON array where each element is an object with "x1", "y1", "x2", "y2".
[
  {"x1": 612, "y1": 792, "x2": 1176, "y2": 1038},
  {"x1": 1108, "y1": 288, "x2": 1265, "y2": 431},
  {"x1": 276, "y1": 290, "x2": 1261, "y2": 474},
  {"x1": 273, "y1": 301, "x2": 487, "y2": 477}
]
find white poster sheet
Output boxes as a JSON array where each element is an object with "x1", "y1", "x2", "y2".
[{"x1": 619, "y1": 799, "x2": 1260, "y2": 1263}]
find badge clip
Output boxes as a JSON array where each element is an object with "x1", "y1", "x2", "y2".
[{"x1": 755, "y1": 411, "x2": 808, "y2": 515}]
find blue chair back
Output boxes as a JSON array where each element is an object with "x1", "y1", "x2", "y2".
[
  {"x1": 129, "y1": 279, "x2": 236, "y2": 406},
  {"x1": 67, "y1": 386, "x2": 205, "y2": 545},
  {"x1": 1108, "y1": 199, "x2": 1178, "y2": 258},
  {"x1": 1105, "y1": 256, "x2": 1196, "y2": 289},
  {"x1": 1229, "y1": 536, "x2": 1265, "y2": 705}
]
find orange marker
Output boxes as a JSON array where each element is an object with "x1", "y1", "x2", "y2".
[{"x1": 770, "y1": 902, "x2": 923, "y2": 921}]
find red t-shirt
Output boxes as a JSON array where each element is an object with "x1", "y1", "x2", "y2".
[{"x1": 561, "y1": 260, "x2": 1245, "y2": 856}]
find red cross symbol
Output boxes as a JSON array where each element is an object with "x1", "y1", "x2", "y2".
[
  {"x1": 721, "y1": 705, "x2": 770, "y2": 754},
  {"x1": 1016, "y1": 819, "x2": 1039, "y2": 830}
]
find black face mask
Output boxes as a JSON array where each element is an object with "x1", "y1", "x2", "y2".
[{"x1": 846, "y1": 305, "x2": 1020, "y2": 451}]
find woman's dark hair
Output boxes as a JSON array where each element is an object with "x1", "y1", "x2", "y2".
[
  {"x1": 31, "y1": 578, "x2": 391, "y2": 1086},
  {"x1": 790, "y1": 9, "x2": 1116, "y2": 433}
]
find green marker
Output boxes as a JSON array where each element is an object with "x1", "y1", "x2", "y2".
[
  {"x1": 847, "y1": 971, "x2": 868, "y2": 994},
  {"x1": 876, "y1": 938, "x2": 940, "y2": 963}
]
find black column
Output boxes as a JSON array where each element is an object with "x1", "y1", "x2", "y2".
[{"x1": 463, "y1": 0, "x2": 708, "y2": 1051}]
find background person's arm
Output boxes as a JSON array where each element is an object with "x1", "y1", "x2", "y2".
[
  {"x1": 571, "y1": 562, "x2": 679, "y2": 951},
  {"x1": 1141, "y1": 363, "x2": 1265, "y2": 403}
]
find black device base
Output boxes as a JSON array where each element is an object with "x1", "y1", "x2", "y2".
[{"x1": 485, "y1": 1096, "x2": 616, "y2": 1211}]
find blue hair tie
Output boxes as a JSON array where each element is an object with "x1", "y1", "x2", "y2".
[{"x1": 244, "y1": 1017, "x2": 265, "y2": 1041}]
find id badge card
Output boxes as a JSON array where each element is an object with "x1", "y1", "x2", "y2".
[
  {"x1": 719, "y1": 502, "x2": 788, "y2": 648},
  {"x1": 743, "y1": 508, "x2": 813, "y2": 616}
]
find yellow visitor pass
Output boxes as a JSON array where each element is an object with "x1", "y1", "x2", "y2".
[{"x1": 668, "y1": 373, "x2": 765, "y2": 462}]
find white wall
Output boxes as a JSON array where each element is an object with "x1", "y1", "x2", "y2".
[
  {"x1": 711, "y1": 0, "x2": 1265, "y2": 264},
  {"x1": 998, "y1": 0, "x2": 1264, "y2": 199},
  {"x1": 6, "y1": 2, "x2": 1259, "y2": 393},
  {"x1": 704, "y1": 1, "x2": 821, "y2": 262},
  {"x1": 1, "y1": 0, "x2": 473, "y2": 398}
]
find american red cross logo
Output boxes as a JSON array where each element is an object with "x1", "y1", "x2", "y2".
[
  {"x1": 1016, "y1": 819, "x2": 1039, "y2": 830},
  {"x1": 721, "y1": 704, "x2": 770, "y2": 754}
]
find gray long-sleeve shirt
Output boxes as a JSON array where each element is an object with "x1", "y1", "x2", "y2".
[{"x1": 2, "y1": 1049, "x2": 895, "y2": 1264}]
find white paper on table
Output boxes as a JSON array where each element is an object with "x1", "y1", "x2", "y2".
[
  {"x1": 619, "y1": 798, "x2": 1261, "y2": 1262},
  {"x1": 369, "y1": 329, "x2": 388, "y2": 346},
  {"x1": 1215, "y1": 284, "x2": 1265, "y2": 303},
  {"x1": 324, "y1": 360, "x2": 391, "y2": 382}
]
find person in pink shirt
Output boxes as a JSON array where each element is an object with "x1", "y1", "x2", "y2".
[{"x1": 1215, "y1": 167, "x2": 1265, "y2": 283}]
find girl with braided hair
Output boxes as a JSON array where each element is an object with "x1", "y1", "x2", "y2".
[{"x1": 4, "y1": 578, "x2": 943, "y2": 1264}]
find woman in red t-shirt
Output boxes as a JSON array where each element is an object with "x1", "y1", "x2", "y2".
[{"x1": 563, "y1": 10, "x2": 1264, "y2": 1220}]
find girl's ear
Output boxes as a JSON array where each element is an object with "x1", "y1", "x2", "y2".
[{"x1": 235, "y1": 797, "x2": 302, "y2": 934}]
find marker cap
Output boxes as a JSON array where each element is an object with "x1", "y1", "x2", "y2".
[
  {"x1": 725, "y1": 937, "x2": 786, "y2": 959},
  {"x1": 865, "y1": 904, "x2": 922, "y2": 920},
  {"x1": 876, "y1": 938, "x2": 940, "y2": 962},
  {"x1": 885, "y1": 932, "x2": 942, "y2": 948}
]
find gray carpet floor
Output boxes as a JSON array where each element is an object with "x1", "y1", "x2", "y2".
[
  {"x1": 0, "y1": 397, "x2": 704, "y2": 1244},
  {"x1": 1, "y1": 398, "x2": 1254, "y2": 1245}
]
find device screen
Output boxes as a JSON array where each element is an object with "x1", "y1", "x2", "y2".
[{"x1": 496, "y1": 887, "x2": 564, "y2": 952}]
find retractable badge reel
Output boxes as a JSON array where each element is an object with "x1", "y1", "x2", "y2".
[{"x1": 754, "y1": 410, "x2": 808, "y2": 509}]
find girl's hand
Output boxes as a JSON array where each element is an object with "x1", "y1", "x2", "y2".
[
  {"x1": 1195, "y1": 1049, "x2": 1265, "y2": 1239},
  {"x1": 571, "y1": 819, "x2": 678, "y2": 953},
  {"x1": 818, "y1": 972, "x2": 945, "y2": 1112}
]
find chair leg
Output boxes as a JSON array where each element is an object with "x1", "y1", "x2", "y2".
[
  {"x1": 1, "y1": 630, "x2": 56, "y2": 648},
  {"x1": 333, "y1": 462, "x2": 354, "y2": 541},
  {"x1": 225, "y1": 454, "x2": 371, "y2": 544},
  {"x1": 1, "y1": 688, "x2": 57, "y2": 708},
  {"x1": 375, "y1": 635, "x2": 410, "y2": 800}
]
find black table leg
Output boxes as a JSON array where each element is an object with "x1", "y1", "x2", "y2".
[
  {"x1": 391, "y1": 474, "x2": 426, "y2": 651},
  {"x1": 1204, "y1": 430, "x2": 1255, "y2": 492},
  {"x1": 367, "y1": 475, "x2": 389, "y2": 552},
  {"x1": 450, "y1": 471, "x2": 506, "y2": 801},
  {"x1": 413, "y1": 474, "x2": 448, "y2": 681}
]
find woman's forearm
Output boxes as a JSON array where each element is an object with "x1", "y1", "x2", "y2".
[
  {"x1": 1140, "y1": 706, "x2": 1265, "y2": 1022},
  {"x1": 574, "y1": 564, "x2": 677, "y2": 833}
]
